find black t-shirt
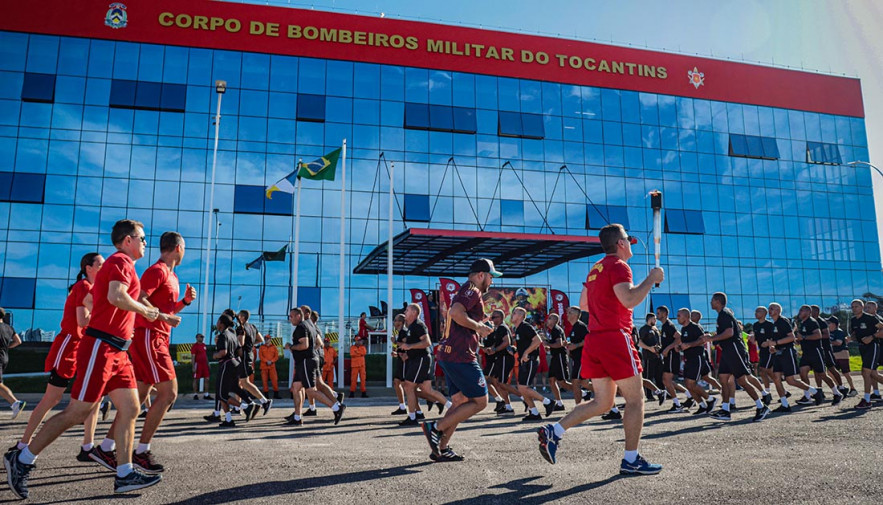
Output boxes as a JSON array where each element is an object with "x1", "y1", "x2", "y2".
[
  {"x1": 771, "y1": 317, "x2": 795, "y2": 350},
  {"x1": 753, "y1": 320, "x2": 775, "y2": 350},
  {"x1": 716, "y1": 308, "x2": 740, "y2": 344},
  {"x1": 216, "y1": 328, "x2": 238, "y2": 362},
  {"x1": 515, "y1": 322, "x2": 539, "y2": 359},
  {"x1": 680, "y1": 321, "x2": 705, "y2": 360},
  {"x1": 405, "y1": 320, "x2": 431, "y2": 359},
  {"x1": 829, "y1": 328, "x2": 847, "y2": 353},
  {"x1": 0, "y1": 323, "x2": 15, "y2": 366},
  {"x1": 291, "y1": 323, "x2": 314, "y2": 360},
  {"x1": 546, "y1": 325, "x2": 566, "y2": 356},
  {"x1": 238, "y1": 322, "x2": 257, "y2": 364},
  {"x1": 638, "y1": 324, "x2": 660, "y2": 348},
  {"x1": 394, "y1": 326, "x2": 407, "y2": 358},
  {"x1": 850, "y1": 313, "x2": 880, "y2": 346},
  {"x1": 797, "y1": 317, "x2": 821, "y2": 350},
  {"x1": 485, "y1": 325, "x2": 511, "y2": 353},
  {"x1": 660, "y1": 319, "x2": 678, "y2": 350},
  {"x1": 569, "y1": 320, "x2": 588, "y2": 347}
]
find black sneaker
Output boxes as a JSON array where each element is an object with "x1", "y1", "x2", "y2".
[
  {"x1": 703, "y1": 397, "x2": 719, "y2": 415},
  {"x1": 430, "y1": 447, "x2": 464, "y2": 462},
  {"x1": 421, "y1": 421, "x2": 441, "y2": 457},
  {"x1": 333, "y1": 404, "x2": 346, "y2": 425},
  {"x1": 284, "y1": 418, "x2": 302, "y2": 426},
  {"x1": 522, "y1": 413, "x2": 543, "y2": 422},
  {"x1": 348, "y1": 391, "x2": 355, "y2": 398},
  {"x1": 193, "y1": 394, "x2": 199, "y2": 400},
  {"x1": 399, "y1": 417, "x2": 420, "y2": 426},
  {"x1": 752, "y1": 406, "x2": 770, "y2": 422},
  {"x1": 219, "y1": 420, "x2": 236, "y2": 428},
  {"x1": 582, "y1": 390, "x2": 593, "y2": 401},
  {"x1": 543, "y1": 401, "x2": 556, "y2": 418},
  {"x1": 871, "y1": 393, "x2": 883, "y2": 401},
  {"x1": 361, "y1": 392, "x2": 368, "y2": 398},
  {"x1": 3, "y1": 449, "x2": 34, "y2": 499},
  {"x1": 100, "y1": 401, "x2": 111, "y2": 421},
  {"x1": 657, "y1": 391, "x2": 667, "y2": 406},
  {"x1": 762, "y1": 393, "x2": 772, "y2": 406},
  {"x1": 497, "y1": 407, "x2": 514, "y2": 416},
  {"x1": 601, "y1": 410, "x2": 622, "y2": 421},
  {"x1": 390, "y1": 407, "x2": 407, "y2": 415},
  {"x1": 273, "y1": 391, "x2": 281, "y2": 400},
  {"x1": 436, "y1": 402, "x2": 445, "y2": 415},
  {"x1": 709, "y1": 409, "x2": 731, "y2": 421},
  {"x1": 132, "y1": 450, "x2": 164, "y2": 474},
  {"x1": 847, "y1": 388, "x2": 858, "y2": 397},
  {"x1": 813, "y1": 390, "x2": 825, "y2": 406},
  {"x1": 250, "y1": 404, "x2": 262, "y2": 421},
  {"x1": 832, "y1": 393, "x2": 843, "y2": 407},
  {"x1": 773, "y1": 404, "x2": 791, "y2": 413},
  {"x1": 88, "y1": 446, "x2": 117, "y2": 472},
  {"x1": 837, "y1": 386, "x2": 849, "y2": 397},
  {"x1": 230, "y1": 409, "x2": 241, "y2": 416},
  {"x1": 785, "y1": 391, "x2": 792, "y2": 398},
  {"x1": 795, "y1": 396, "x2": 814, "y2": 406},
  {"x1": 553, "y1": 403, "x2": 566, "y2": 412},
  {"x1": 855, "y1": 399, "x2": 872, "y2": 409},
  {"x1": 262, "y1": 400, "x2": 273, "y2": 416},
  {"x1": 415, "y1": 412, "x2": 426, "y2": 421},
  {"x1": 138, "y1": 409, "x2": 148, "y2": 419},
  {"x1": 337, "y1": 392, "x2": 345, "y2": 404},
  {"x1": 303, "y1": 409, "x2": 318, "y2": 417},
  {"x1": 667, "y1": 404, "x2": 685, "y2": 413},
  {"x1": 682, "y1": 398, "x2": 695, "y2": 410},
  {"x1": 242, "y1": 404, "x2": 257, "y2": 421},
  {"x1": 523, "y1": 401, "x2": 529, "y2": 413},
  {"x1": 203, "y1": 414, "x2": 221, "y2": 423},
  {"x1": 76, "y1": 448, "x2": 93, "y2": 462},
  {"x1": 114, "y1": 469, "x2": 162, "y2": 494},
  {"x1": 494, "y1": 401, "x2": 506, "y2": 413}
]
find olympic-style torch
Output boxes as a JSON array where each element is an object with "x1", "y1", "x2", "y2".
[{"x1": 650, "y1": 190, "x2": 662, "y2": 287}]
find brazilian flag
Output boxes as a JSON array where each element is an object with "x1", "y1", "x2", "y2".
[{"x1": 297, "y1": 148, "x2": 341, "y2": 181}]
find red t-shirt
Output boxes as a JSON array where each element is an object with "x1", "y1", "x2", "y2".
[
  {"x1": 60, "y1": 279, "x2": 92, "y2": 338},
  {"x1": 585, "y1": 255, "x2": 633, "y2": 333},
  {"x1": 87, "y1": 251, "x2": 140, "y2": 340},
  {"x1": 191, "y1": 342, "x2": 208, "y2": 366},
  {"x1": 437, "y1": 281, "x2": 484, "y2": 363},
  {"x1": 134, "y1": 261, "x2": 179, "y2": 336},
  {"x1": 358, "y1": 318, "x2": 368, "y2": 338}
]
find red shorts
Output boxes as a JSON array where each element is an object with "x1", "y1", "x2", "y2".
[
  {"x1": 44, "y1": 332, "x2": 81, "y2": 379},
  {"x1": 130, "y1": 328, "x2": 177, "y2": 385},
  {"x1": 193, "y1": 359, "x2": 210, "y2": 379},
  {"x1": 70, "y1": 336, "x2": 137, "y2": 403},
  {"x1": 581, "y1": 329, "x2": 643, "y2": 381}
]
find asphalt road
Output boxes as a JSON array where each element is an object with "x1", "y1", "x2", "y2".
[{"x1": 1, "y1": 380, "x2": 881, "y2": 504}]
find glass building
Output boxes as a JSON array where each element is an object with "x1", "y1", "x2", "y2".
[{"x1": 0, "y1": 1, "x2": 880, "y2": 342}]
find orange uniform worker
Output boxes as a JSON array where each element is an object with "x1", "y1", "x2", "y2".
[
  {"x1": 322, "y1": 338, "x2": 337, "y2": 385},
  {"x1": 349, "y1": 337, "x2": 368, "y2": 397},
  {"x1": 259, "y1": 340, "x2": 280, "y2": 398}
]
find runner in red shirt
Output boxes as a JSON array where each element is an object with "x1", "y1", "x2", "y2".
[
  {"x1": 537, "y1": 223, "x2": 664, "y2": 475},
  {"x1": 14, "y1": 253, "x2": 105, "y2": 462},
  {"x1": 191, "y1": 334, "x2": 212, "y2": 400},
  {"x1": 4, "y1": 220, "x2": 164, "y2": 499}
]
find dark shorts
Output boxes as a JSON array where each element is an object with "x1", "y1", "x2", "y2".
[
  {"x1": 799, "y1": 347, "x2": 826, "y2": 374},
  {"x1": 548, "y1": 352, "x2": 570, "y2": 381},
  {"x1": 662, "y1": 351, "x2": 681, "y2": 375},
  {"x1": 483, "y1": 355, "x2": 497, "y2": 376},
  {"x1": 773, "y1": 348, "x2": 799, "y2": 377},
  {"x1": 238, "y1": 360, "x2": 255, "y2": 379},
  {"x1": 683, "y1": 355, "x2": 712, "y2": 382},
  {"x1": 294, "y1": 358, "x2": 319, "y2": 388},
  {"x1": 218, "y1": 360, "x2": 244, "y2": 401},
  {"x1": 642, "y1": 353, "x2": 663, "y2": 386},
  {"x1": 392, "y1": 357, "x2": 404, "y2": 381},
  {"x1": 487, "y1": 354, "x2": 514, "y2": 382},
  {"x1": 517, "y1": 359, "x2": 539, "y2": 386},
  {"x1": 48, "y1": 369, "x2": 71, "y2": 388},
  {"x1": 758, "y1": 349, "x2": 775, "y2": 370},
  {"x1": 438, "y1": 360, "x2": 487, "y2": 399},
  {"x1": 835, "y1": 358, "x2": 851, "y2": 374},
  {"x1": 569, "y1": 351, "x2": 583, "y2": 380},
  {"x1": 404, "y1": 355, "x2": 432, "y2": 383},
  {"x1": 860, "y1": 343, "x2": 879, "y2": 370},
  {"x1": 717, "y1": 340, "x2": 752, "y2": 379}
]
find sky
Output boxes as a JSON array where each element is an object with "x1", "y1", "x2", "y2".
[{"x1": 248, "y1": 0, "x2": 883, "y2": 271}]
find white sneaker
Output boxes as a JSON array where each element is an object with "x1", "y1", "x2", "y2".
[{"x1": 11, "y1": 401, "x2": 26, "y2": 420}]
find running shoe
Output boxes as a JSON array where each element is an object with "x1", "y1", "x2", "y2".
[
  {"x1": 303, "y1": 408, "x2": 317, "y2": 417},
  {"x1": 620, "y1": 455, "x2": 662, "y2": 475},
  {"x1": 704, "y1": 397, "x2": 718, "y2": 415},
  {"x1": 3, "y1": 449, "x2": 34, "y2": 499},
  {"x1": 76, "y1": 448, "x2": 93, "y2": 462},
  {"x1": 871, "y1": 393, "x2": 882, "y2": 401},
  {"x1": 813, "y1": 390, "x2": 826, "y2": 406},
  {"x1": 100, "y1": 401, "x2": 110, "y2": 421},
  {"x1": 242, "y1": 404, "x2": 257, "y2": 421},
  {"x1": 193, "y1": 394, "x2": 199, "y2": 400},
  {"x1": 847, "y1": 389, "x2": 858, "y2": 397},
  {"x1": 762, "y1": 393, "x2": 772, "y2": 406},
  {"x1": 522, "y1": 413, "x2": 543, "y2": 422},
  {"x1": 496, "y1": 407, "x2": 514, "y2": 416},
  {"x1": 399, "y1": 417, "x2": 419, "y2": 427},
  {"x1": 219, "y1": 420, "x2": 237, "y2": 428},
  {"x1": 795, "y1": 396, "x2": 814, "y2": 406},
  {"x1": 855, "y1": 399, "x2": 872, "y2": 410},
  {"x1": 283, "y1": 412, "x2": 295, "y2": 423},
  {"x1": 337, "y1": 392, "x2": 345, "y2": 404},
  {"x1": 114, "y1": 469, "x2": 162, "y2": 493},
  {"x1": 772, "y1": 405, "x2": 791, "y2": 413},
  {"x1": 582, "y1": 390, "x2": 593, "y2": 401},
  {"x1": 752, "y1": 406, "x2": 770, "y2": 422},
  {"x1": 261, "y1": 399, "x2": 273, "y2": 416},
  {"x1": 494, "y1": 401, "x2": 506, "y2": 413},
  {"x1": 133, "y1": 450, "x2": 164, "y2": 474},
  {"x1": 553, "y1": 403, "x2": 566, "y2": 412},
  {"x1": 436, "y1": 402, "x2": 444, "y2": 415},
  {"x1": 430, "y1": 447, "x2": 463, "y2": 462},
  {"x1": 283, "y1": 418, "x2": 302, "y2": 426},
  {"x1": 709, "y1": 409, "x2": 731, "y2": 421},
  {"x1": 657, "y1": 391, "x2": 667, "y2": 406},
  {"x1": 203, "y1": 414, "x2": 221, "y2": 423},
  {"x1": 11, "y1": 401, "x2": 26, "y2": 420},
  {"x1": 421, "y1": 421, "x2": 441, "y2": 457},
  {"x1": 537, "y1": 425, "x2": 560, "y2": 465},
  {"x1": 667, "y1": 404, "x2": 685, "y2": 413},
  {"x1": 837, "y1": 386, "x2": 849, "y2": 397},
  {"x1": 415, "y1": 412, "x2": 425, "y2": 421},
  {"x1": 832, "y1": 393, "x2": 843, "y2": 407},
  {"x1": 543, "y1": 401, "x2": 556, "y2": 418},
  {"x1": 390, "y1": 407, "x2": 407, "y2": 415},
  {"x1": 88, "y1": 446, "x2": 117, "y2": 471},
  {"x1": 333, "y1": 404, "x2": 346, "y2": 425},
  {"x1": 138, "y1": 408, "x2": 148, "y2": 419},
  {"x1": 361, "y1": 392, "x2": 368, "y2": 398},
  {"x1": 601, "y1": 410, "x2": 622, "y2": 421},
  {"x1": 682, "y1": 398, "x2": 695, "y2": 410}
]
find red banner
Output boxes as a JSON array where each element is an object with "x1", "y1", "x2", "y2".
[
  {"x1": 0, "y1": 0, "x2": 863, "y2": 118},
  {"x1": 438, "y1": 278, "x2": 461, "y2": 338},
  {"x1": 550, "y1": 289, "x2": 572, "y2": 335},
  {"x1": 410, "y1": 288, "x2": 432, "y2": 337}
]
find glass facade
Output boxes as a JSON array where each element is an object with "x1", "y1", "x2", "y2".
[{"x1": 0, "y1": 29, "x2": 880, "y2": 342}]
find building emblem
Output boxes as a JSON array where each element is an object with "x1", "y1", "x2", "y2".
[
  {"x1": 688, "y1": 67, "x2": 705, "y2": 89},
  {"x1": 105, "y1": 3, "x2": 128, "y2": 29}
]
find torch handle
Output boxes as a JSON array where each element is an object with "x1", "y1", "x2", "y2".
[{"x1": 653, "y1": 208, "x2": 661, "y2": 287}]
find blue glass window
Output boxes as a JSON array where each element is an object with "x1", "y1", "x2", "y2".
[
  {"x1": 403, "y1": 193, "x2": 431, "y2": 222},
  {"x1": 452, "y1": 107, "x2": 476, "y2": 133},
  {"x1": 160, "y1": 83, "x2": 187, "y2": 112},
  {"x1": 0, "y1": 172, "x2": 45, "y2": 203},
  {"x1": 0, "y1": 277, "x2": 37, "y2": 309},
  {"x1": 499, "y1": 112, "x2": 544, "y2": 139},
  {"x1": 234, "y1": 184, "x2": 292, "y2": 216},
  {"x1": 806, "y1": 142, "x2": 842, "y2": 164},
  {"x1": 296, "y1": 93, "x2": 326, "y2": 122},
  {"x1": 134, "y1": 81, "x2": 161, "y2": 110},
  {"x1": 500, "y1": 199, "x2": 524, "y2": 226},
  {"x1": 21, "y1": 73, "x2": 56, "y2": 103},
  {"x1": 586, "y1": 204, "x2": 630, "y2": 229},
  {"x1": 729, "y1": 134, "x2": 779, "y2": 159},
  {"x1": 404, "y1": 102, "x2": 429, "y2": 129},
  {"x1": 429, "y1": 105, "x2": 452, "y2": 131},
  {"x1": 665, "y1": 209, "x2": 705, "y2": 234},
  {"x1": 109, "y1": 79, "x2": 185, "y2": 112},
  {"x1": 404, "y1": 103, "x2": 476, "y2": 134}
]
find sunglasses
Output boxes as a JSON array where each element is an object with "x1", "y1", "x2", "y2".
[{"x1": 130, "y1": 234, "x2": 147, "y2": 243}]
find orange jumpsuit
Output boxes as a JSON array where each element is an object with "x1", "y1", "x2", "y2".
[
  {"x1": 259, "y1": 344, "x2": 279, "y2": 393},
  {"x1": 350, "y1": 344, "x2": 367, "y2": 392},
  {"x1": 323, "y1": 346, "x2": 338, "y2": 384}
]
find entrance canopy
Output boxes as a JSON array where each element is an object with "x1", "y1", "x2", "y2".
[{"x1": 353, "y1": 228, "x2": 626, "y2": 278}]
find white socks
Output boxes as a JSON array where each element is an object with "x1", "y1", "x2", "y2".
[
  {"x1": 18, "y1": 447, "x2": 37, "y2": 465},
  {"x1": 754, "y1": 399, "x2": 763, "y2": 409},
  {"x1": 623, "y1": 450, "x2": 638, "y2": 464},
  {"x1": 552, "y1": 423, "x2": 566, "y2": 438},
  {"x1": 445, "y1": 401, "x2": 452, "y2": 410},
  {"x1": 225, "y1": 411, "x2": 233, "y2": 422},
  {"x1": 135, "y1": 443, "x2": 150, "y2": 455},
  {"x1": 542, "y1": 398, "x2": 551, "y2": 405},
  {"x1": 331, "y1": 402, "x2": 341, "y2": 412},
  {"x1": 117, "y1": 463, "x2": 133, "y2": 478},
  {"x1": 100, "y1": 438, "x2": 115, "y2": 452},
  {"x1": 398, "y1": 403, "x2": 406, "y2": 410}
]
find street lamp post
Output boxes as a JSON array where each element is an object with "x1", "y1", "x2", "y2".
[
  {"x1": 847, "y1": 160, "x2": 883, "y2": 179},
  {"x1": 202, "y1": 80, "x2": 226, "y2": 338}
]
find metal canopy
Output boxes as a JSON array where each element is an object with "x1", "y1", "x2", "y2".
[{"x1": 352, "y1": 228, "x2": 609, "y2": 278}]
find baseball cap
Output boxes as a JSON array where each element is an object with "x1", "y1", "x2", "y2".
[
  {"x1": 828, "y1": 316, "x2": 839, "y2": 326},
  {"x1": 469, "y1": 258, "x2": 503, "y2": 277}
]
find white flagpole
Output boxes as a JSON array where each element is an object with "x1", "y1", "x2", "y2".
[
  {"x1": 386, "y1": 161, "x2": 394, "y2": 388},
  {"x1": 289, "y1": 172, "x2": 303, "y2": 389},
  {"x1": 337, "y1": 140, "x2": 347, "y2": 388}
]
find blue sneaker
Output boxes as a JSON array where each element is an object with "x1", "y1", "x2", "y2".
[
  {"x1": 620, "y1": 454, "x2": 662, "y2": 475},
  {"x1": 537, "y1": 425, "x2": 560, "y2": 464}
]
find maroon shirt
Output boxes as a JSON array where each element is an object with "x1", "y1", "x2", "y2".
[{"x1": 437, "y1": 281, "x2": 484, "y2": 363}]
